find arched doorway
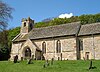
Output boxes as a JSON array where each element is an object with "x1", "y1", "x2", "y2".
[{"x1": 24, "y1": 48, "x2": 31, "y2": 59}]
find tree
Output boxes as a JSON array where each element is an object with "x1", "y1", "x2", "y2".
[
  {"x1": 0, "y1": 30, "x2": 10, "y2": 60},
  {"x1": 8, "y1": 27, "x2": 20, "y2": 49},
  {"x1": 0, "y1": 1, "x2": 13, "y2": 30},
  {"x1": 0, "y1": 1, "x2": 13, "y2": 60}
]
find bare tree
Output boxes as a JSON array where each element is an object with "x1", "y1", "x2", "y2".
[{"x1": 0, "y1": 1, "x2": 13, "y2": 30}]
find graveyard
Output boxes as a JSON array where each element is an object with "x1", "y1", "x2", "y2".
[{"x1": 0, "y1": 60, "x2": 100, "y2": 72}]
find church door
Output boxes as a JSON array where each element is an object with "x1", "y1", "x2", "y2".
[
  {"x1": 85, "y1": 52, "x2": 89, "y2": 60},
  {"x1": 24, "y1": 48, "x2": 31, "y2": 59}
]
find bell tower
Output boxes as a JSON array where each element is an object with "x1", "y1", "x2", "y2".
[{"x1": 20, "y1": 17, "x2": 34, "y2": 34}]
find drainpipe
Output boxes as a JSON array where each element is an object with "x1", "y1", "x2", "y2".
[
  {"x1": 76, "y1": 36, "x2": 80, "y2": 60},
  {"x1": 76, "y1": 24, "x2": 81, "y2": 60},
  {"x1": 92, "y1": 34, "x2": 95, "y2": 59},
  {"x1": 53, "y1": 37, "x2": 56, "y2": 60}
]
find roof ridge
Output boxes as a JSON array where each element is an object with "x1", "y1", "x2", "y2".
[
  {"x1": 82, "y1": 22, "x2": 100, "y2": 26},
  {"x1": 33, "y1": 21, "x2": 80, "y2": 30},
  {"x1": 79, "y1": 22, "x2": 100, "y2": 36}
]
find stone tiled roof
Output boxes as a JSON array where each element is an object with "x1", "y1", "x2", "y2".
[
  {"x1": 13, "y1": 22, "x2": 100, "y2": 42},
  {"x1": 13, "y1": 33, "x2": 28, "y2": 42},
  {"x1": 28, "y1": 22, "x2": 80, "y2": 40},
  {"x1": 78, "y1": 22, "x2": 100, "y2": 36},
  {"x1": 13, "y1": 22, "x2": 80, "y2": 41}
]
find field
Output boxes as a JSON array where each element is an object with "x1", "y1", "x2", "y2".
[{"x1": 0, "y1": 60, "x2": 100, "y2": 72}]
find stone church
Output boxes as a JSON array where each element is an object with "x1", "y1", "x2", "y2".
[{"x1": 10, "y1": 17, "x2": 100, "y2": 61}]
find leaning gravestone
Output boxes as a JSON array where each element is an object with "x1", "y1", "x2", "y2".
[
  {"x1": 51, "y1": 58, "x2": 54, "y2": 65},
  {"x1": 27, "y1": 58, "x2": 33, "y2": 64},
  {"x1": 14, "y1": 55, "x2": 18, "y2": 63},
  {"x1": 46, "y1": 60, "x2": 49, "y2": 66},
  {"x1": 89, "y1": 60, "x2": 93, "y2": 69},
  {"x1": 43, "y1": 60, "x2": 49, "y2": 68}
]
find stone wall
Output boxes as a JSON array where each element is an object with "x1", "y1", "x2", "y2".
[
  {"x1": 61, "y1": 38, "x2": 77, "y2": 60},
  {"x1": 80, "y1": 35, "x2": 100, "y2": 60},
  {"x1": 10, "y1": 42, "x2": 23, "y2": 61},
  {"x1": 93, "y1": 35, "x2": 100, "y2": 60},
  {"x1": 11, "y1": 36, "x2": 77, "y2": 61},
  {"x1": 10, "y1": 39, "x2": 37, "y2": 61},
  {"x1": 31, "y1": 36, "x2": 77, "y2": 60}
]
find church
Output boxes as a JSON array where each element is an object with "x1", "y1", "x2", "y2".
[{"x1": 10, "y1": 17, "x2": 100, "y2": 61}]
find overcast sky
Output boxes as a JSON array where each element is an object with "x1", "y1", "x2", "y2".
[{"x1": 3, "y1": 0, "x2": 100, "y2": 29}]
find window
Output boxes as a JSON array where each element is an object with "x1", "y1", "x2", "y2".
[
  {"x1": 24, "y1": 22, "x2": 26, "y2": 27},
  {"x1": 56, "y1": 40, "x2": 61, "y2": 53},
  {"x1": 79, "y1": 39, "x2": 83, "y2": 51},
  {"x1": 42, "y1": 42, "x2": 46, "y2": 54}
]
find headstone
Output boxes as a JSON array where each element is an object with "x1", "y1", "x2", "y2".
[
  {"x1": 89, "y1": 60, "x2": 92, "y2": 69},
  {"x1": 89, "y1": 60, "x2": 96, "y2": 70},
  {"x1": 46, "y1": 60, "x2": 49, "y2": 66},
  {"x1": 27, "y1": 58, "x2": 33, "y2": 64},
  {"x1": 43, "y1": 60, "x2": 49, "y2": 68},
  {"x1": 43, "y1": 64, "x2": 46, "y2": 68},
  {"x1": 21, "y1": 57, "x2": 23, "y2": 61},
  {"x1": 51, "y1": 58, "x2": 54, "y2": 65},
  {"x1": 14, "y1": 55, "x2": 18, "y2": 63},
  {"x1": 61, "y1": 53, "x2": 62, "y2": 61}
]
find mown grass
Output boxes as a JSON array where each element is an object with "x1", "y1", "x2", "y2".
[{"x1": 0, "y1": 60, "x2": 100, "y2": 72}]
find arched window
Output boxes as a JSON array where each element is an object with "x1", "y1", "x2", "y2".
[
  {"x1": 42, "y1": 42, "x2": 46, "y2": 54},
  {"x1": 56, "y1": 40, "x2": 61, "y2": 53}
]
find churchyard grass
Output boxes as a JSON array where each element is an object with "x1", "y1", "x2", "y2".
[{"x1": 0, "y1": 60, "x2": 100, "y2": 72}]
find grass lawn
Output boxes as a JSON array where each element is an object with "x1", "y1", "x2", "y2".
[{"x1": 0, "y1": 60, "x2": 100, "y2": 72}]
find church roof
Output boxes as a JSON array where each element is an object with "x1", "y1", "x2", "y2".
[
  {"x1": 13, "y1": 22, "x2": 80, "y2": 42},
  {"x1": 28, "y1": 22, "x2": 80, "y2": 40},
  {"x1": 78, "y1": 22, "x2": 100, "y2": 36},
  {"x1": 12, "y1": 33, "x2": 28, "y2": 42},
  {"x1": 13, "y1": 22, "x2": 100, "y2": 42}
]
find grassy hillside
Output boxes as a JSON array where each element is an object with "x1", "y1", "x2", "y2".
[{"x1": 0, "y1": 60, "x2": 100, "y2": 72}]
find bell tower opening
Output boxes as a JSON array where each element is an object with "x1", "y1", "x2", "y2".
[{"x1": 24, "y1": 22, "x2": 26, "y2": 27}]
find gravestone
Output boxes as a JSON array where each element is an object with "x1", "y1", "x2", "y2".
[
  {"x1": 14, "y1": 55, "x2": 18, "y2": 63},
  {"x1": 89, "y1": 60, "x2": 97, "y2": 70},
  {"x1": 43, "y1": 60, "x2": 49, "y2": 68},
  {"x1": 27, "y1": 58, "x2": 33, "y2": 64},
  {"x1": 51, "y1": 58, "x2": 54, "y2": 65},
  {"x1": 21, "y1": 57, "x2": 23, "y2": 61},
  {"x1": 89, "y1": 60, "x2": 92, "y2": 69},
  {"x1": 61, "y1": 53, "x2": 62, "y2": 61},
  {"x1": 43, "y1": 64, "x2": 46, "y2": 68},
  {"x1": 46, "y1": 60, "x2": 49, "y2": 66}
]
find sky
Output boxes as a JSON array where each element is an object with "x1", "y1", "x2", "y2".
[{"x1": 3, "y1": 0, "x2": 100, "y2": 29}]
